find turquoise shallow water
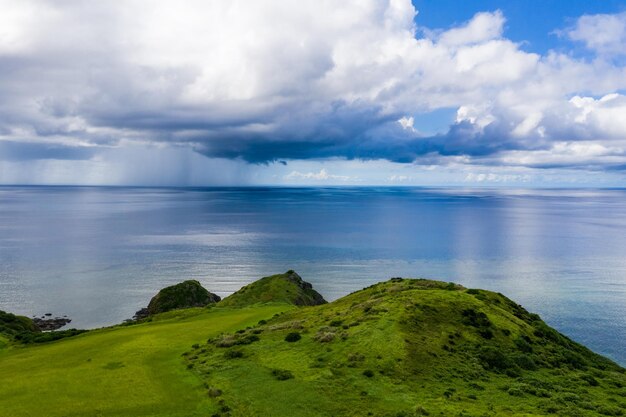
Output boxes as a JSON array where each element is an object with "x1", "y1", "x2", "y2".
[{"x1": 0, "y1": 186, "x2": 624, "y2": 365}]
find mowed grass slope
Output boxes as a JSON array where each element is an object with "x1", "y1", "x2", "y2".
[{"x1": 0, "y1": 305, "x2": 291, "y2": 417}]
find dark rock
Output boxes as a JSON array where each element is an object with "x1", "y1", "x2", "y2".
[
  {"x1": 283, "y1": 271, "x2": 327, "y2": 306},
  {"x1": 33, "y1": 317, "x2": 71, "y2": 331},
  {"x1": 132, "y1": 308, "x2": 150, "y2": 321}
]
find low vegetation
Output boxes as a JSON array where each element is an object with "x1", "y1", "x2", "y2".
[
  {"x1": 219, "y1": 270, "x2": 326, "y2": 307},
  {"x1": 189, "y1": 278, "x2": 625, "y2": 417},
  {"x1": 147, "y1": 279, "x2": 221, "y2": 314},
  {"x1": 0, "y1": 310, "x2": 85, "y2": 346},
  {"x1": 0, "y1": 272, "x2": 624, "y2": 417}
]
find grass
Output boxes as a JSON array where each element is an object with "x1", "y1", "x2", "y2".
[
  {"x1": 219, "y1": 270, "x2": 326, "y2": 307},
  {"x1": 0, "y1": 304, "x2": 291, "y2": 417},
  {"x1": 189, "y1": 279, "x2": 626, "y2": 417},
  {"x1": 0, "y1": 276, "x2": 624, "y2": 417},
  {"x1": 147, "y1": 279, "x2": 220, "y2": 314}
]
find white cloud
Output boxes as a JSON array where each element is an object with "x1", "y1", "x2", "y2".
[
  {"x1": 284, "y1": 169, "x2": 354, "y2": 182},
  {"x1": 499, "y1": 141, "x2": 625, "y2": 169},
  {"x1": 1, "y1": 1, "x2": 626, "y2": 184},
  {"x1": 464, "y1": 172, "x2": 531, "y2": 183},
  {"x1": 567, "y1": 93, "x2": 626, "y2": 138},
  {"x1": 388, "y1": 174, "x2": 410, "y2": 182},
  {"x1": 438, "y1": 11, "x2": 505, "y2": 46},
  {"x1": 398, "y1": 116, "x2": 415, "y2": 131},
  {"x1": 566, "y1": 12, "x2": 626, "y2": 56}
]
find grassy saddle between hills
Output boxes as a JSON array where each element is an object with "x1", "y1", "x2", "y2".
[{"x1": 0, "y1": 272, "x2": 624, "y2": 417}]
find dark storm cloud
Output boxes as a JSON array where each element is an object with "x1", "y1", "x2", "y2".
[
  {"x1": 0, "y1": 141, "x2": 96, "y2": 161},
  {"x1": 189, "y1": 111, "x2": 550, "y2": 166}
]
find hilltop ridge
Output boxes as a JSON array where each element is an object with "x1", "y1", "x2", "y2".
[
  {"x1": 188, "y1": 277, "x2": 625, "y2": 417},
  {"x1": 219, "y1": 270, "x2": 327, "y2": 307}
]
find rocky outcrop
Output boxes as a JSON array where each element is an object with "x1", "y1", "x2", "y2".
[
  {"x1": 134, "y1": 280, "x2": 221, "y2": 318},
  {"x1": 32, "y1": 316, "x2": 71, "y2": 331}
]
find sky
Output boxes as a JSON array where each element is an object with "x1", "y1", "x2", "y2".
[{"x1": 1, "y1": 0, "x2": 626, "y2": 186}]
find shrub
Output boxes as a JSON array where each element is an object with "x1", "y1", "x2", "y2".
[
  {"x1": 363, "y1": 370, "x2": 374, "y2": 378},
  {"x1": 13, "y1": 328, "x2": 87, "y2": 344},
  {"x1": 462, "y1": 309, "x2": 492, "y2": 328},
  {"x1": 478, "y1": 346, "x2": 515, "y2": 372},
  {"x1": 224, "y1": 349, "x2": 244, "y2": 359},
  {"x1": 285, "y1": 332, "x2": 301, "y2": 342},
  {"x1": 240, "y1": 334, "x2": 260, "y2": 344},
  {"x1": 314, "y1": 331, "x2": 335, "y2": 343},
  {"x1": 207, "y1": 387, "x2": 223, "y2": 397},
  {"x1": 515, "y1": 337, "x2": 533, "y2": 353},
  {"x1": 443, "y1": 388, "x2": 456, "y2": 399},
  {"x1": 556, "y1": 392, "x2": 581, "y2": 403},
  {"x1": 414, "y1": 405, "x2": 429, "y2": 416},
  {"x1": 596, "y1": 405, "x2": 624, "y2": 416},
  {"x1": 348, "y1": 353, "x2": 365, "y2": 362},
  {"x1": 580, "y1": 374, "x2": 600, "y2": 386},
  {"x1": 508, "y1": 387, "x2": 524, "y2": 397},
  {"x1": 215, "y1": 335, "x2": 237, "y2": 348},
  {"x1": 513, "y1": 353, "x2": 538, "y2": 370},
  {"x1": 271, "y1": 369, "x2": 294, "y2": 380},
  {"x1": 479, "y1": 329, "x2": 494, "y2": 339}
]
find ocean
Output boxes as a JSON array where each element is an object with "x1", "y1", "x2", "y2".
[{"x1": 0, "y1": 186, "x2": 624, "y2": 364}]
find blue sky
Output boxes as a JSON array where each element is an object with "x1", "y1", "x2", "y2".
[
  {"x1": 414, "y1": 0, "x2": 626, "y2": 53},
  {"x1": 1, "y1": 0, "x2": 626, "y2": 186}
]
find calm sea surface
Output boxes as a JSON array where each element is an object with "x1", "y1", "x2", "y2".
[{"x1": 0, "y1": 186, "x2": 625, "y2": 364}]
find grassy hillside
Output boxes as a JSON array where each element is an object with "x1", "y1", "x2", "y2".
[
  {"x1": 0, "y1": 310, "x2": 39, "y2": 336},
  {"x1": 219, "y1": 270, "x2": 326, "y2": 307},
  {"x1": 190, "y1": 278, "x2": 626, "y2": 417},
  {"x1": 0, "y1": 305, "x2": 291, "y2": 417},
  {"x1": 0, "y1": 309, "x2": 86, "y2": 345},
  {"x1": 0, "y1": 275, "x2": 624, "y2": 417}
]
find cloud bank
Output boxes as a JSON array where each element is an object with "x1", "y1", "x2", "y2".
[{"x1": 1, "y1": 0, "x2": 626, "y2": 184}]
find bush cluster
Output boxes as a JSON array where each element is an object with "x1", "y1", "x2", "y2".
[
  {"x1": 223, "y1": 349, "x2": 244, "y2": 359},
  {"x1": 271, "y1": 369, "x2": 294, "y2": 380},
  {"x1": 284, "y1": 332, "x2": 301, "y2": 342}
]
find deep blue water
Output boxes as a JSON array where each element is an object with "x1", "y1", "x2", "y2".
[{"x1": 0, "y1": 186, "x2": 625, "y2": 365}]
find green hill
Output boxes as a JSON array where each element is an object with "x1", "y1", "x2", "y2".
[
  {"x1": 219, "y1": 270, "x2": 327, "y2": 307},
  {"x1": 190, "y1": 278, "x2": 625, "y2": 417},
  {"x1": 0, "y1": 274, "x2": 623, "y2": 417},
  {"x1": 147, "y1": 279, "x2": 221, "y2": 315},
  {"x1": 0, "y1": 310, "x2": 39, "y2": 338}
]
